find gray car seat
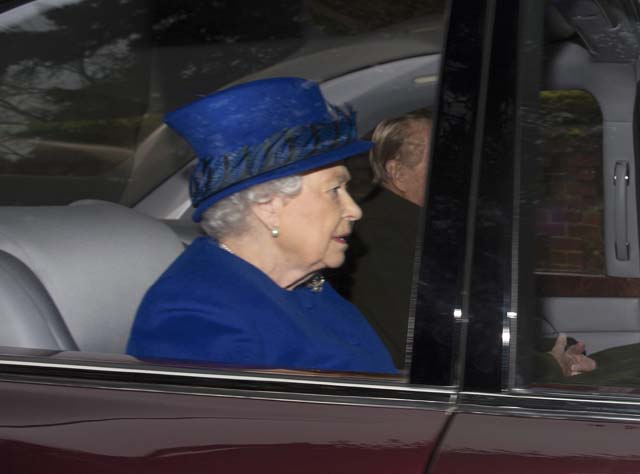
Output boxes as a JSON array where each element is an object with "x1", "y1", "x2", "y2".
[
  {"x1": 0, "y1": 201, "x2": 184, "y2": 353},
  {"x1": 0, "y1": 250, "x2": 78, "y2": 351}
]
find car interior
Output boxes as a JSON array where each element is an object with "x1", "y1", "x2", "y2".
[
  {"x1": 0, "y1": 63, "x2": 442, "y2": 359},
  {"x1": 0, "y1": 1, "x2": 444, "y2": 364},
  {"x1": 0, "y1": 201, "x2": 184, "y2": 353},
  {"x1": 534, "y1": 1, "x2": 640, "y2": 357}
]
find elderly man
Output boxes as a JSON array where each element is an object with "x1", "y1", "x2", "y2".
[{"x1": 339, "y1": 113, "x2": 432, "y2": 369}]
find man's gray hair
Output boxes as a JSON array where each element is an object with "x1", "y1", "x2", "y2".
[
  {"x1": 200, "y1": 175, "x2": 302, "y2": 239},
  {"x1": 369, "y1": 113, "x2": 431, "y2": 185}
]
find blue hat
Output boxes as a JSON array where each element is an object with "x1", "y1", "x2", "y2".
[{"x1": 165, "y1": 77, "x2": 372, "y2": 222}]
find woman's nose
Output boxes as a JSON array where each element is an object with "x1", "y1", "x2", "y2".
[{"x1": 344, "y1": 192, "x2": 363, "y2": 221}]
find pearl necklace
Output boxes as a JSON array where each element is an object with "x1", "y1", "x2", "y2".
[
  {"x1": 218, "y1": 242, "x2": 234, "y2": 255},
  {"x1": 218, "y1": 242, "x2": 324, "y2": 293}
]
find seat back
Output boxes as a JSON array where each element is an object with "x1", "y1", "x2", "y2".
[
  {"x1": 0, "y1": 250, "x2": 77, "y2": 351},
  {"x1": 0, "y1": 202, "x2": 184, "y2": 353}
]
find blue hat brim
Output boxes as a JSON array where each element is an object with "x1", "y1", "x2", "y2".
[{"x1": 192, "y1": 139, "x2": 372, "y2": 222}]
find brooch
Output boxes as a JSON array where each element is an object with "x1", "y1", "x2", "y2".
[{"x1": 305, "y1": 273, "x2": 325, "y2": 293}]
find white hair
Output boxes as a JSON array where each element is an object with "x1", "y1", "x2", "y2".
[
  {"x1": 200, "y1": 175, "x2": 302, "y2": 239},
  {"x1": 370, "y1": 114, "x2": 431, "y2": 185}
]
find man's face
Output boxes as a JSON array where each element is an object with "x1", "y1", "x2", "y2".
[
  {"x1": 390, "y1": 120, "x2": 431, "y2": 207},
  {"x1": 401, "y1": 146, "x2": 429, "y2": 207}
]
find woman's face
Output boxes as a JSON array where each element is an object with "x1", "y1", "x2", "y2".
[{"x1": 277, "y1": 164, "x2": 362, "y2": 276}]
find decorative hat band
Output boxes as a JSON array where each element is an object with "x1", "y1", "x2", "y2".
[{"x1": 189, "y1": 104, "x2": 358, "y2": 209}]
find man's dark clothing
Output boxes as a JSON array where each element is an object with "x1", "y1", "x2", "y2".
[{"x1": 337, "y1": 187, "x2": 421, "y2": 369}]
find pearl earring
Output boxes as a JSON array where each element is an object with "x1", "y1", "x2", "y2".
[{"x1": 271, "y1": 226, "x2": 279, "y2": 238}]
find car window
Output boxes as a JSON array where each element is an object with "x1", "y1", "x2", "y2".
[
  {"x1": 0, "y1": 0, "x2": 158, "y2": 206},
  {"x1": 535, "y1": 90, "x2": 604, "y2": 275},
  {"x1": 0, "y1": 0, "x2": 448, "y2": 391},
  {"x1": 487, "y1": 1, "x2": 640, "y2": 395},
  {"x1": 0, "y1": 0, "x2": 443, "y2": 208}
]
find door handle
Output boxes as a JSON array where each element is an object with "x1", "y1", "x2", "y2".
[{"x1": 613, "y1": 160, "x2": 630, "y2": 261}]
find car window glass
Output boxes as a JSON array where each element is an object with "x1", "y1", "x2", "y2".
[
  {"x1": 535, "y1": 90, "x2": 604, "y2": 275},
  {"x1": 0, "y1": 0, "x2": 447, "y2": 387},
  {"x1": 0, "y1": 0, "x2": 443, "y2": 207},
  {"x1": 0, "y1": 0, "x2": 153, "y2": 206},
  {"x1": 504, "y1": 3, "x2": 640, "y2": 394}
]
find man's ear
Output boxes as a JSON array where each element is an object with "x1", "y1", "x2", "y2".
[
  {"x1": 251, "y1": 196, "x2": 284, "y2": 231},
  {"x1": 385, "y1": 159, "x2": 407, "y2": 192}
]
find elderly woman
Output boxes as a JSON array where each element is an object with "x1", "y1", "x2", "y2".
[{"x1": 126, "y1": 77, "x2": 396, "y2": 374}]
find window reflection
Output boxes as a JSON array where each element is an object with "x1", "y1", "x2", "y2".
[
  {"x1": 0, "y1": 0, "x2": 445, "y2": 208},
  {"x1": 513, "y1": 3, "x2": 640, "y2": 393},
  {"x1": 535, "y1": 90, "x2": 604, "y2": 275}
]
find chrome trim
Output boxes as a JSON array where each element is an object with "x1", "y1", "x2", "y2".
[
  {"x1": 7, "y1": 358, "x2": 640, "y2": 420},
  {"x1": 457, "y1": 390, "x2": 640, "y2": 421},
  {"x1": 465, "y1": 390, "x2": 640, "y2": 406},
  {"x1": 0, "y1": 357, "x2": 457, "y2": 409},
  {"x1": 458, "y1": 404, "x2": 640, "y2": 423},
  {"x1": 0, "y1": 372, "x2": 456, "y2": 411},
  {"x1": 0, "y1": 357, "x2": 452, "y2": 393}
]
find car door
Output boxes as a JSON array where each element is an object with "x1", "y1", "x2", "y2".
[
  {"x1": 427, "y1": 1, "x2": 640, "y2": 472},
  {"x1": 1, "y1": 369, "x2": 451, "y2": 473}
]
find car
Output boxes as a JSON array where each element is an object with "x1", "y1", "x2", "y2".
[{"x1": 3, "y1": 0, "x2": 640, "y2": 473}]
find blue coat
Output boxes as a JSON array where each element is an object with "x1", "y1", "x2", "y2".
[{"x1": 127, "y1": 237, "x2": 396, "y2": 374}]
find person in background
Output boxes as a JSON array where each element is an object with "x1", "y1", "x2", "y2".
[
  {"x1": 335, "y1": 113, "x2": 596, "y2": 378},
  {"x1": 340, "y1": 113, "x2": 432, "y2": 369},
  {"x1": 127, "y1": 77, "x2": 396, "y2": 374}
]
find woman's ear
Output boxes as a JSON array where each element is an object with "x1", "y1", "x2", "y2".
[{"x1": 251, "y1": 196, "x2": 284, "y2": 232}]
